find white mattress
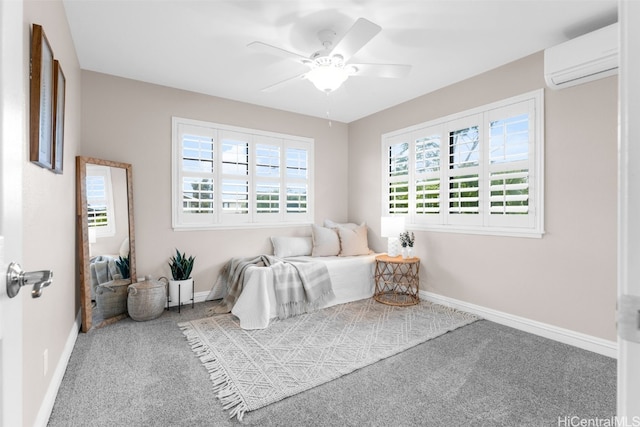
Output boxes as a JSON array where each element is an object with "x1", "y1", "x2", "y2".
[{"x1": 207, "y1": 254, "x2": 378, "y2": 329}]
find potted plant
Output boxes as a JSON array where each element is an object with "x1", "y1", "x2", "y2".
[
  {"x1": 168, "y1": 249, "x2": 195, "y2": 308},
  {"x1": 115, "y1": 255, "x2": 130, "y2": 279},
  {"x1": 399, "y1": 231, "x2": 415, "y2": 259}
]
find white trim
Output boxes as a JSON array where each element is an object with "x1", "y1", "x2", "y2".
[
  {"x1": 194, "y1": 290, "x2": 210, "y2": 303},
  {"x1": 0, "y1": 2, "x2": 24, "y2": 424},
  {"x1": 36, "y1": 310, "x2": 82, "y2": 427},
  {"x1": 171, "y1": 221, "x2": 314, "y2": 232},
  {"x1": 409, "y1": 223, "x2": 545, "y2": 239},
  {"x1": 617, "y1": 0, "x2": 640, "y2": 417},
  {"x1": 422, "y1": 291, "x2": 617, "y2": 358}
]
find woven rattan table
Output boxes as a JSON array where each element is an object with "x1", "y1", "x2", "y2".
[{"x1": 373, "y1": 254, "x2": 420, "y2": 306}]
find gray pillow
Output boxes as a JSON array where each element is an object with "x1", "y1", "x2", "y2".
[
  {"x1": 270, "y1": 236, "x2": 313, "y2": 258},
  {"x1": 311, "y1": 224, "x2": 340, "y2": 256}
]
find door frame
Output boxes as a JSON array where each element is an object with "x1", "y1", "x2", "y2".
[
  {"x1": 618, "y1": 0, "x2": 640, "y2": 417},
  {"x1": 0, "y1": 0, "x2": 25, "y2": 425}
]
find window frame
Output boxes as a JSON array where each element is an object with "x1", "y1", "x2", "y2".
[
  {"x1": 86, "y1": 164, "x2": 116, "y2": 238},
  {"x1": 172, "y1": 117, "x2": 314, "y2": 230},
  {"x1": 381, "y1": 90, "x2": 544, "y2": 238}
]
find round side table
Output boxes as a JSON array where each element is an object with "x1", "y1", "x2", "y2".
[{"x1": 373, "y1": 254, "x2": 420, "y2": 306}]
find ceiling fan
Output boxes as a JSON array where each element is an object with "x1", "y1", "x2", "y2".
[{"x1": 248, "y1": 18, "x2": 412, "y2": 93}]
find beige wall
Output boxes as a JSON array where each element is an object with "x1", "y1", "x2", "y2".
[
  {"x1": 348, "y1": 52, "x2": 618, "y2": 341},
  {"x1": 80, "y1": 71, "x2": 349, "y2": 292},
  {"x1": 22, "y1": 1, "x2": 81, "y2": 425}
]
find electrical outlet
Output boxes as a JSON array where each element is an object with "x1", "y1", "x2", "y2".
[{"x1": 43, "y1": 349, "x2": 48, "y2": 376}]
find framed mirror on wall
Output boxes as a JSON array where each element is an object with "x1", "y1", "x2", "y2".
[{"x1": 76, "y1": 156, "x2": 136, "y2": 332}]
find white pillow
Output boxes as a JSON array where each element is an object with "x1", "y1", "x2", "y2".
[
  {"x1": 337, "y1": 223, "x2": 371, "y2": 256},
  {"x1": 311, "y1": 224, "x2": 340, "y2": 256},
  {"x1": 270, "y1": 236, "x2": 313, "y2": 258},
  {"x1": 324, "y1": 219, "x2": 359, "y2": 230},
  {"x1": 119, "y1": 238, "x2": 130, "y2": 258}
]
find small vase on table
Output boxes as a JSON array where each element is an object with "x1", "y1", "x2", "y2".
[{"x1": 406, "y1": 246, "x2": 414, "y2": 258}]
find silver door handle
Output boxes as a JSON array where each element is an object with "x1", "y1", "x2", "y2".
[{"x1": 6, "y1": 262, "x2": 53, "y2": 298}]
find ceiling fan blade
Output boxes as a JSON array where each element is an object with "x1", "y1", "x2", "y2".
[
  {"x1": 330, "y1": 18, "x2": 381, "y2": 63},
  {"x1": 247, "y1": 41, "x2": 311, "y2": 64},
  {"x1": 260, "y1": 72, "x2": 308, "y2": 92},
  {"x1": 350, "y1": 63, "x2": 412, "y2": 78}
]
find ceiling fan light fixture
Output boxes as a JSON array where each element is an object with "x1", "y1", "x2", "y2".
[{"x1": 306, "y1": 56, "x2": 349, "y2": 93}]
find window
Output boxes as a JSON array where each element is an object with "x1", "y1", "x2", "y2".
[
  {"x1": 86, "y1": 164, "x2": 116, "y2": 237},
  {"x1": 382, "y1": 90, "x2": 544, "y2": 237},
  {"x1": 172, "y1": 117, "x2": 313, "y2": 229}
]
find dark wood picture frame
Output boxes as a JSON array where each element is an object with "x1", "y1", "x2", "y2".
[
  {"x1": 52, "y1": 60, "x2": 66, "y2": 174},
  {"x1": 29, "y1": 24, "x2": 55, "y2": 169}
]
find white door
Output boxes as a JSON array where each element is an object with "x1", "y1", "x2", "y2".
[
  {"x1": 0, "y1": 0, "x2": 24, "y2": 426},
  {"x1": 618, "y1": 0, "x2": 640, "y2": 418}
]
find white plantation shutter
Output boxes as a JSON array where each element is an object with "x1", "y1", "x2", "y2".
[
  {"x1": 447, "y1": 116, "x2": 482, "y2": 226},
  {"x1": 175, "y1": 122, "x2": 217, "y2": 226},
  {"x1": 220, "y1": 131, "x2": 250, "y2": 224},
  {"x1": 486, "y1": 100, "x2": 537, "y2": 229},
  {"x1": 489, "y1": 169, "x2": 529, "y2": 214},
  {"x1": 172, "y1": 117, "x2": 313, "y2": 228},
  {"x1": 284, "y1": 142, "x2": 310, "y2": 221},
  {"x1": 86, "y1": 165, "x2": 116, "y2": 237},
  {"x1": 255, "y1": 138, "x2": 281, "y2": 221},
  {"x1": 382, "y1": 90, "x2": 543, "y2": 237},
  {"x1": 414, "y1": 126, "x2": 443, "y2": 224},
  {"x1": 386, "y1": 137, "x2": 410, "y2": 214}
]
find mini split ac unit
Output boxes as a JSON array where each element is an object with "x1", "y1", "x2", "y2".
[{"x1": 544, "y1": 22, "x2": 618, "y2": 90}]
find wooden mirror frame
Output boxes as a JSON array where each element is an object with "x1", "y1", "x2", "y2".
[{"x1": 76, "y1": 156, "x2": 136, "y2": 332}]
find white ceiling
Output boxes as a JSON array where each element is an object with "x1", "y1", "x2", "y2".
[{"x1": 62, "y1": 0, "x2": 617, "y2": 123}]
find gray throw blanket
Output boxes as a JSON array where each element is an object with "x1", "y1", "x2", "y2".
[
  {"x1": 211, "y1": 255, "x2": 334, "y2": 320},
  {"x1": 90, "y1": 256, "x2": 119, "y2": 300}
]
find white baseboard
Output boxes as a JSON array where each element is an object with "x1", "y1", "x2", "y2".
[
  {"x1": 167, "y1": 291, "x2": 210, "y2": 307},
  {"x1": 194, "y1": 291, "x2": 209, "y2": 303},
  {"x1": 34, "y1": 309, "x2": 82, "y2": 427},
  {"x1": 421, "y1": 291, "x2": 618, "y2": 359}
]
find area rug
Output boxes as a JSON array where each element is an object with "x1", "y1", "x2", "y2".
[{"x1": 178, "y1": 298, "x2": 479, "y2": 421}]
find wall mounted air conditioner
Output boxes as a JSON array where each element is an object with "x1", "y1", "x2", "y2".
[{"x1": 544, "y1": 22, "x2": 618, "y2": 90}]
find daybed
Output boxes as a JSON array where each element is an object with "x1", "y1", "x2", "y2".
[{"x1": 207, "y1": 221, "x2": 378, "y2": 329}]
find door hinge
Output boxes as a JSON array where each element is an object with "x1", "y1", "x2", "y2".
[{"x1": 618, "y1": 294, "x2": 640, "y2": 343}]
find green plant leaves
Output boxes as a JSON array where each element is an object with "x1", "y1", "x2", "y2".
[
  {"x1": 116, "y1": 255, "x2": 130, "y2": 279},
  {"x1": 168, "y1": 249, "x2": 195, "y2": 280}
]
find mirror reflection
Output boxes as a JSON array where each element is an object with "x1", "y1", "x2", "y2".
[{"x1": 77, "y1": 157, "x2": 136, "y2": 332}]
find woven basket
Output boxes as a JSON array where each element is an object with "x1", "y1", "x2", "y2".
[
  {"x1": 127, "y1": 276, "x2": 167, "y2": 321},
  {"x1": 96, "y1": 279, "x2": 131, "y2": 319}
]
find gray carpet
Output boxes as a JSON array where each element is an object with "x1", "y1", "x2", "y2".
[{"x1": 48, "y1": 300, "x2": 616, "y2": 426}]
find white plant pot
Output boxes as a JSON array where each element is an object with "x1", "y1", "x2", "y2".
[{"x1": 168, "y1": 278, "x2": 193, "y2": 307}]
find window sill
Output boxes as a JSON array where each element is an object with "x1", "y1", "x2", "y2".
[
  {"x1": 409, "y1": 224, "x2": 545, "y2": 239},
  {"x1": 172, "y1": 221, "x2": 314, "y2": 232}
]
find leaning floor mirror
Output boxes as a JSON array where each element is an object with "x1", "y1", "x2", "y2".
[{"x1": 76, "y1": 156, "x2": 136, "y2": 332}]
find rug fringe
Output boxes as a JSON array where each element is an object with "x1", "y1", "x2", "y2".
[{"x1": 179, "y1": 322, "x2": 248, "y2": 421}]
